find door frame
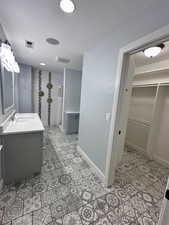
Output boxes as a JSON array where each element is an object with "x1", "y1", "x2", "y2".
[{"x1": 105, "y1": 24, "x2": 169, "y2": 187}]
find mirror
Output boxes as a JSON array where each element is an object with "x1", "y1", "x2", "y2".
[{"x1": 0, "y1": 63, "x2": 14, "y2": 114}]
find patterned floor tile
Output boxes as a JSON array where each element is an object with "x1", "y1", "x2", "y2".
[
  {"x1": 113, "y1": 174, "x2": 130, "y2": 187},
  {"x1": 52, "y1": 218, "x2": 63, "y2": 225},
  {"x1": 3, "y1": 197, "x2": 24, "y2": 224},
  {"x1": 0, "y1": 207, "x2": 4, "y2": 224},
  {"x1": 78, "y1": 203, "x2": 98, "y2": 225},
  {"x1": 16, "y1": 182, "x2": 33, "y2": 200},
  {"x1": 41, "y1": 189, "x2": 58, "y2": 207},
  {"x1": 94, "y1": 216, "x2": 111, "y2": 225},
  {"x1": 132, "y1": 177, "x2": 149, "y2": 191},
  {"x1": 12, "y1": 213, "x2": 32, "y2": 225},
  {"x1": 54, "y1": 160, "x2": 63, "y2": 169},
  {"x1": 105, "y1": 192, "x2": 120, "y2": 209},
  {"x1": 2, "y1": 222, "x2": 11, "y2": 225},
  {"x1": 58, "y1": 174, "x2": 72, "y2": 186},
  {"x1": 33, "y1": 206, "x2": 53, "y2": 225},
  {"x1": 137, "y1": 211, "x2": 157, "y2": 225},
  {"x1": 32, "y1": 180, "x2": 48, "y2": 195},
  {"x1": 0, "y1": 128, "x2": 168, "y2": 225},
  {"x1": 50, "y1": 199, "x2": 69, "y2": 220},
  {"x1": 62, "y1": 211, "x2": 82, "y2": 225},
  {"x1": 81, "y1": 190, "x2": 95, "y2": 205},
  {"x1": 154, "y1": 180, "x2": 167, "y2": 194},
  {"x1": 93, "y1": 196, "x2": 109, "y2": 217},
  {"x1": 130, "y1": 194, "x2": 148, "y2": 215},
  {"x1": 42, "y1": 160, "x2": 56, "y2": 174},
  {"x1": 114, "y1": 186, "x2": 131, "y2": 203},
  {"x1": 144, "y1": 173, "x2": 159, "y2": 184},
  {"x1": 0, "y1": 190, "x2": 16, "y2": 208},
  {"x1": 138, "y1": 164, "x2": 151, "y2": 174},
  {"x1": 123, "y1": 183, "x2": 138, "y2": 197},
  {"x1": 24, "y1": 194, "x2": 41, "y2": 214}
]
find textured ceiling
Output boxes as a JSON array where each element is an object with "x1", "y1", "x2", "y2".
[{"x1": 0, "y1": 0, "x2": 169, "y2": 72}]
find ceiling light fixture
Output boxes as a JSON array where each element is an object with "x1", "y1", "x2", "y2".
[
  {"x1": 59, "y1": 0, "x2": 75, "y2": 13},
  {"x1": 40, "y1": 62, "x2": 46, "y2": 66},
  {"x1": 144, "y1": 43, "x2": 165, "y2": 58}
]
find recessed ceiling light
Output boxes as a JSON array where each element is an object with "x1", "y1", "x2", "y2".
[
  {"x1": 40, "y1": 62, "x2": 46, "y2": 66},
  {"x1": 144, "y1": 43, "x2": 165, "y2": 58},
  {"x1": 46, "y1": 38, "x2": 60, "y2": 45},
  {"x1": 59, "y1": 0, "x2": 75, "y2": 13}
]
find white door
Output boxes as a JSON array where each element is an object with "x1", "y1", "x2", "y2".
[
  {"x1": 105, "y1": 54, "x2": 135, "y2": 186},
  {"x1": 158, "y1": 178, "x2": 169, "y2": 225}
]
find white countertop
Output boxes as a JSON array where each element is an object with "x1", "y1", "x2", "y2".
[
  {"x1": 65, "y1": 111, "x2": 80, "y2": 114},
  {"x1": 2, "y1": 113, "x2": 45, "y2": 135}
]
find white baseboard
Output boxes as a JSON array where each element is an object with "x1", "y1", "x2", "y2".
[
  {"x1": 59, "y1": 125, "x2": 65, "y2": 133},
  {"x1": 0, "y1": 179, "x2": 3, "y2": 192},
  {"x1": 77, "y1": 145, "x2": 105, "y2": 182},
  {"x1": 153, "y1": 155, "x2": 169, "y2": 168},
  {"x1": 125, "y1": 141, "x2": 146, "y2": 154}
]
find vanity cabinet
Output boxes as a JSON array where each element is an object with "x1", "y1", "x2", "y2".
[
  {"x1": 64, "y1": 112, "x2": 80, "y2": 134},
  {"x1": 1, "y1": 131, "x2": 43, "y2": 184},
  {"x1": 0, "y1": 113, "x2": 44, "y2": 185}
]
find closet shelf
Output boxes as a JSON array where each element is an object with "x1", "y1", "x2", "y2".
[
  {"x1": 132, "y1": 84, "x2": 158, "y2": 88},
  {"x1": 132, "y1": 82, "x2": 169, "y2": 88},
  {"x1": 135, "y1": 68, "x2": 169, "y2": 76},
  {"x1": 128, "y1": 118, "x2": 152, "y2": 127}
]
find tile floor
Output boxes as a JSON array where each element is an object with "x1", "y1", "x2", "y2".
[{"x1": 0, "y1": 127, "x2": 168, "y2": 225}]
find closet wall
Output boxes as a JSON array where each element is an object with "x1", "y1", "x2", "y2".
[
  {"x1": 126, "y1": 86, "x2": 156, "y2": 152},
  {"x1": 125, "y1": 67, "x2": 169, "y2": 167},
  {"x1": 151, "y1": 85, "x2": 169, "y2": 165}
]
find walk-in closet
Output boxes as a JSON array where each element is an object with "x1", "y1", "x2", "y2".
[{"x1": 126, "y1": 52, "x2": 169, "y2": 167}]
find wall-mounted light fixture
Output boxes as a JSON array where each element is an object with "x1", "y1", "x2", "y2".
[{"x1": 0, "y1": 42, "x2": 20, "y2": 73}]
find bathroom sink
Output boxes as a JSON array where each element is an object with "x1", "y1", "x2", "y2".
[
  {"x1": 2, "y1": 113, "x2": 44, "y2": 134},
  {"x1": 16, "y1": 117, "x2": 34, "y2": 122}
]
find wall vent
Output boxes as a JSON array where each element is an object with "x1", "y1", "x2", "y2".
[
  {"x1": 56, "y1": 57, "x2": 70, "y2": 64},
  {"x1": 25, "y1": 40, "x2": 34, "y2": 49}
]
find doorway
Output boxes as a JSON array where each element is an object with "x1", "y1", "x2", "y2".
[
  {"x1": 105, "y1": 27, "x2": 169, "y2": 224},
  {"x1": 121, "y1": 40, "x2": 169, "y2": 223}
]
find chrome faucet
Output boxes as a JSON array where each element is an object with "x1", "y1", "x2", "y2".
[{"x1": 11, "y1": 112, "x2": 16, "y2": 121}]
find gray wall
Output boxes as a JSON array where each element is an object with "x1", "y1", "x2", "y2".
[
  {"x1": 62, "y1": 69, "x2": 82, "y2": 130},
  {"x1": 17, "y1": 64, "x2": 33, "y2": 113},
  {"x1": 64, "y1": 69, "x2": 82, "y2": 112},
  {"x1": 78, "y1": 4, "x2": 169, "y2": 173}
]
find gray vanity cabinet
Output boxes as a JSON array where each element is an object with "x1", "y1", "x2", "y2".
[
  {"x1": 1, "y1": 131, "x2": 43, "y2": 184},
  {"x1": 64, "y1": 112, "x2": 80, "y2": 134}
]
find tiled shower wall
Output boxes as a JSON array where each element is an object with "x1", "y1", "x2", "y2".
[{"x1": 32, "y1": 69, "x2": 63, "y2": 127}]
